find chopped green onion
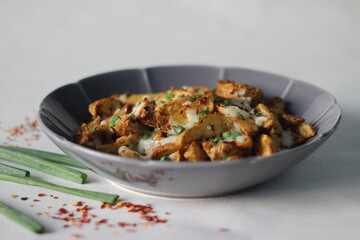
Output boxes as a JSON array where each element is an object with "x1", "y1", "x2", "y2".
[
  {"x1": 141, "y1": 131, "x2": 152, "y2": 140},
  {"x1": 165, "y1": 92, "x2": 174, "y2": 100},
  {"x1": 214, "y1": 95, "x2": 222, "y2": 104},
  {"x1": 130, "y1": 114, "x2": 136, "y2": 121},
  {"x1": 189, "y1": 96, "x2": 197, "y2": 102},
  {"x1": 222, "y1": 155, "x2": 230, "y2": 161},
  {"x1": 0, "y1": 163, "x2": 30, "y2": 177},
  {"x1": 160, "y1": 156, "x2": 171, "y2": 161},
  {"x1": 221, "y1": 131, "x2": 231, "y2": 140},
  {"x1": 2, "y1": 146, "x2": 87, "y2": 169},
  {"x1": 172, "y1": 125, "x2": 185, "y2": 135},
  {"x1": 159, "y1": 100, "x2": 166, "y2": 103},
  {"x1": 210, "y1": 137, "x2": 222, "y2": 143},
  {"x1": 198, "y1": 109, "x2": 210, "y2": 119},
  {"x1": 224, "y1": 99, "x2": 231, "y2": 106},
  {"x1": 178, "y1": 94, "x2": 185, "y2": 98},
  {"x1": 230, "y1": 131, "x2": 242, "y2": 138},
  {"x1": 166, "y1": 133, "x2": 173, "y2": 137},
  {"x1": 180, "y1": 87, "x2": 187, "y2": 91},
  {"x1": 0, "y1": 174, "x2": 119, "y2": 204},
  {"x1": 0, "y1": 146, "x2": 87, "y2": 184},
  {"x1": 109, "y1": 115, "x2": 121, "y2": 127},
  {"x1": 0, "y1": 201, "x2": 44, "y2": 233},
  {"x1": 255, "y1": 111, "x2": 263, "y2": 116}
]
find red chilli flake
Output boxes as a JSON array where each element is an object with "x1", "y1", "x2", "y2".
[
  {"x1": 20, "y1": 197, "x2": 28, "y2": 201},
  {"x1": 38, "y1": 193, "x2": 46, "y2": 197},
  {"x1": 33, "y1": 199, "x2": 40, "y2": 202},
  {"x1": 95, "y1": 219, "x2": 108, "y2": 226}
]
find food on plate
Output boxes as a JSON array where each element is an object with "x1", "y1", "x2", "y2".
[{"x1": 73, "y1": 80, "x2": 316, "y2": 162}]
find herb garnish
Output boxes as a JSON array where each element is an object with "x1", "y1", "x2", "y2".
[{"x1": 109, "y1": 115, "x2": 121, "y2": 128}]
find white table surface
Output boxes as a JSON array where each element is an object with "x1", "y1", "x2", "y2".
[{"x1": 1, "y1": 1, "x2": 359, "y2": 239}]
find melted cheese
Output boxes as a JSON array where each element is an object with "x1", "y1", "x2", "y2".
[
  {"x1": 168, "y1": 109, "x2": 198, "y2": 134},
  {"x1": 221, "y1": 106, "x2": 250, "y2": 118},
  {"x1": 236, "y1": 89, "x2": 246, "y2": 96},
  {"x1": 230, "y1": 99, "x2": 252, "y2": 111},
  {"x1": 137, "y1": 135, "x2": 177, "y2": 155},
  {"x1": 254, "y1": 116, "x2": 268, "y2": 127},
  {"x1": 222, "y1": 135, "x2": 248, "y2": 143}
]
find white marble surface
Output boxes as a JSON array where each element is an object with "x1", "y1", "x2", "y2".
[{"x1": 0, "y1": 0, "x2": 359, "y2": 239}]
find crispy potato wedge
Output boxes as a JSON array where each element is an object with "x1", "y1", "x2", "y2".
[
  {"x1": 169, "y1": 151, "x2": 182, "y2": 162},
  {"x1": 202, "y1": 142, "x2": 246, "y2": 161},
  {"x1": 230, "y1": 118, "x2": 259, "y2": 138},
  {"x1": 281, "y1": 130, "x2": 305, "y2": 148},
  {"x1": 117, "y1": 92, "x2": 166, "y2": 105},
  {"x1": 73, "y1": 117, "x2": 103, "y2": 148},
  {"x1": 291, "y1": 123, "x2": 316, "y2": 139},
  {"x1": 155, "y1": 95, "x2": 192, "y2": 116},
  {"x1": 215, "y1": 80, "x2": 263, "y2": 106},
  {"x1": 252, "y1": 104, "x2": 275, "y2": 129},
  {"x1": 266, "y1": 97, "x2": 286, "y2": 112},
  {"x1": 118, "y1": 146, "x2": 147, "y2": 159},
  {"x1": 177, "y1": 113, "x2": 229, "y2": 149},
  {"x1": 161, "y1": 92, "x2": 215, "y2": 133},
  {"x1": 181, "y1": 86, "x2": 211, "y2": 95},
  {"x1": 255, "y1": 134, "x2": 279, "y2": 156},
  {"x1": 112, "y1": 116, "x2": 142, "y2": 136},
  {"x1": 149, "y1": 142, "x2": 179, "y2": 160},
  {"x1": 280, "y1": 114, "x2": 305, "y2": 126},
  {"x1": 183, "y1": 141, "x2": 209, "y2": 162},
  {"x1": 97, "y1": 134, "x2": 140, "y2": 154},
  {"x1": 89, "y1": 97, "x2": 123, "y2": 119}
]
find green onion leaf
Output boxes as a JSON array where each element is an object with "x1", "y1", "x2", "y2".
[
  {"x1": 166, "y1": 133, "x2": 173, "y2": 137},
  {"x1": 172, "y1": 125, "x2": 185, "y2": 135},
  {"x1": 0, "y1": 174, "x2": 119, "y2": 204},
  {"x1": 0, "y1": 201, "x2": 44, "y2": 233},
  {"x1": 230, "y1": 131, "x2": 242, "y2": 138},
  {"x1": 180, "y1": 87, "x2": 187, "y2": 91},
  {"x1": 210, "y1": 137, "x2": 222, "y2": 143},
  {"x1": 178, "y1": 94, "x2": 185, "y2": 98},
  {"x1": 255, "y1": 111, "x2": 263, "y2": 116},
  {"x1": 222, "y1": 155, "x2": 230, "y2": 161},
  {"x1": 109, "y1": 115, "x2": 121, "y2": 127},
  {"x1": 198, "y1": 109, "x2": 210, "y2": 119},
  {"x1": 189, "y1": 96, "x2": 197, "y2": 102},
  {"x1": 160, "y1": 156, "x2": 171, "y2": 161},
  {"x1": 224, "y1": 99, "x2": 231, "y2": 106},
  {"x1": 165, "y1": 92, "x2": 174, "y2": 100},
  {"x1": 221, "y1": 131, "x2": 231, "y2": 140},
  {"x1": 141, "y1": 131, "x2": 152, "y2": 140},
  {"x1": 130, "y1": 114, "x2": 136, "y2": 121},
  {"x1": 159, "y1": 100, "x2": 166, "y2": 104}
]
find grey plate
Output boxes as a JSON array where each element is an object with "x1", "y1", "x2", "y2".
[{"x1": 38, "y1": 65, "x2": 341, "y2": 198}]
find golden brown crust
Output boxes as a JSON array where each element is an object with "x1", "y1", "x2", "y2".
[{"x1": 183, "y1": 141, "x2": 209, "y2": 162}]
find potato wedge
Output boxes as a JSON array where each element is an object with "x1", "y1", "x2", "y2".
[
  {"x1": 89, "y1": 97, "x2": 123, "y2": 119},
  {"x1": 252, "y1": 103, "x2": 274, "y2": 129},
  {"x1": 112, "y1": 115, "x2": 142, "y2": 136},
  {"x1": 118, "y1": 146, "x2": 147, "y2": 159},
  {"x1": 176, "y1": 113, "x2": 229, "y2": 150},
  {"x1": 291, "y1": 123, "x2": 316, "y2": 139},
  {"x1": 215, "y1": 80, "x2": 263, "y2": 106},
  {"x1": 255, "y1": 134, "x2": 279, "y2": 156},
  {"x1": 281, "y1": 130, "x2": 305, "y2": 148},
  {"x1": 202, "y1": 142, "x2": 246, "y2": 161},
  {"x1": 183, "y1": 141, "x2": 209, "y2": 162},
  {"x1": 97, "y1": 134, "x2": 140, "y2": 154}
]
